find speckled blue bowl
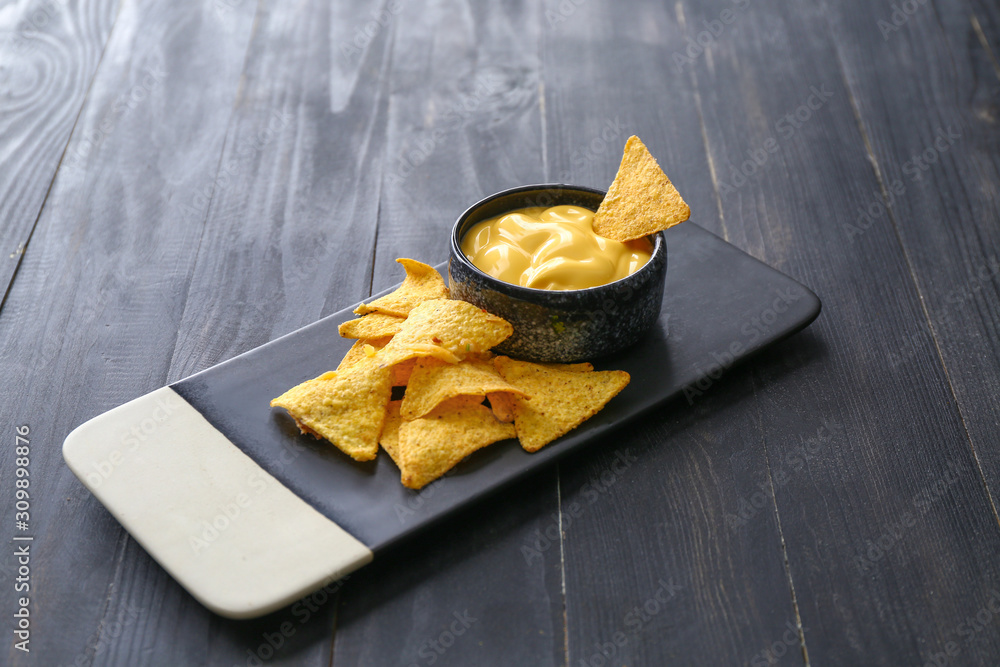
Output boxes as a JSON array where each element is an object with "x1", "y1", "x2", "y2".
[{"x1": 449, "y1": 184, "x2": 667, "y2": 363}]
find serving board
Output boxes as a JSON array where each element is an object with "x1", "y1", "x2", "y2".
[{"x1": 63, "y1": 222, "x2": 820, "y2": 618}]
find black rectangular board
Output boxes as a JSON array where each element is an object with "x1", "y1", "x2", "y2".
[{"x1": 172, "y1": 221, "x2": 820, "y2": 553}]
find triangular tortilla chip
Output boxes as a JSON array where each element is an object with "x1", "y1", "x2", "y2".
[
  {"x1": 538, "y1": 361, "x2": 595, "y2": 372},
  {"x1": 338, "y1": 312, "x2": 406, "y2": 339},
  {"x1": 338, "y1": 337, "x2": 417, "y2": 386},
  {"x1": 337, "y1": 337, "x2": 391, "y2": 371},
  {"x1": 397, "y1": 399, "x2": 515, "y2": 489},
  {"x1": 270, "y1": 355, "x2": 391, "y2": 461},
  {"x1": 379, "y1": 400, "x2": 404, "y2": 465},
  {"x1": 391, "y1": 358, "x2": 416, "y2": 386},
  {"x1": 378, "y1": 299, "x2": 512, "y2": 368},
  {"x1": 488, "y1": 362, "x2": 591, "y2": 422},
  {"x1": 486, "y1": 391, "x2": 518, "y2": 423},
  {"x1": 354, "y1": 259, "x2": 450, "y2": 317},
  {"x1": 401, "y1": 356, "x2": 527, "y2": 420},
  {"x1": 592, "y1": 135, "x2": 689, "y2": 242},
  {"x1": 494, "y1": 356, "x2": 630, "y2": 452}
]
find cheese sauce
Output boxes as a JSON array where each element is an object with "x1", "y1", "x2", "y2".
[{"x1": 461, "y1": 205, "x2": 652, "y2": 290}]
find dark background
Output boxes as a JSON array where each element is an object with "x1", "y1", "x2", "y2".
[{"x1": 1, "y1": 0, "x2": 999, "y2": 665}]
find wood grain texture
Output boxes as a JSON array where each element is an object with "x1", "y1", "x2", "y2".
[
  {"x1": 332, "y1": 1, "x2": 566, "y2": 665},
  {"x1": 1, "y1": 0, "x2": 998, "y2": 664},
  {"x1": 164, "y1": 0, "x2": 398, "y2": 662},
  {"x1": 966, "y1": 0, "x2": 1000, "y2": 60},
  {"x1": 822, "y1": 0, "x2": 1000, "y2": 512},
  {"x1": 0, "y1": 0, "x2": 118, "y2": 302},
  {"x1": 166, "y1": 0, "x2": 394, "y2": 380},
  {"x1": 540, "y1": 2, "x2": 806, "y2": 665},
  {"x1": 0, "y1": 0, "x2": 259, "y2": 664},
  {"x1": 683, "y1": 0, "x2": 1000, "y2": 663}
]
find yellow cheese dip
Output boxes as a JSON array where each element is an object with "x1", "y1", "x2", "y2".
[{"x1": 461, "y1": 205, "x2": 652, "y2": 290}]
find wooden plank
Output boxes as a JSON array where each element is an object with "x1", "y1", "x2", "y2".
[
  {"x1": 331, "y1": 1, "x2": 566, "y2": 665},
  {"x1": 965, "y1": 0, "x2": 1000, "y2": 60},
  {"x1": 0, "y1": 0, "x2": 118, "y2": 303},
  {"x1": 165, "y1": 0, "x2": 394, "y2": 379},
  {"x1": 0, "y1": 0, "x2": 260, "y2": 664},
  {"x1": 539, "y1": 2, "x2": 807, "y2": 665},
  {"x1": 681, "y1": 0, "x2": 1000, "y2": 663},
  {"x1": 161, "y1": 1, "x2": 399, "y2": 663},
  {"x1": 825, "y1": 0, "x2": 1000, "y2": 497},
  {"x1": 38, "y1": 0, "x2": 411, "y2": 664},
  {"x1": 3, "y1": 0, "x2": 997, "y2": 665}
]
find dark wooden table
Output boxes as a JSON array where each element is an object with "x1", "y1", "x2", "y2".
[{"x1": 3, "y1": 0, "x2": 1000, "y2": 664}]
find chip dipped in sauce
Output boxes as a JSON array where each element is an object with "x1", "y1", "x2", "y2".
[{"x1": 461, "y1": 205, "x2": 652, "y2": 290}]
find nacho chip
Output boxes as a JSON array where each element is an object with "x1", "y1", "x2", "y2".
[
  {"x1": 382, "y1": 398, "x2": 487, "y2": 469},
  {"x1": 397, "y1": 399, "x2": 515, "y2": 489},
  {"x1": 378, "y1": 299, "x2": 513, "y2": 368},
  {"x1": 379, "y1": 400, "x2": 403, "y2": 465},
  {"x1": 592, "y1": 135, "x2": 690, "y2": 242},
  {"x1": 354, "y1": 259, "x2": 450, "y2": 317},
  {"x1": 337, "y1": 337, "x2": 391, "y2": 371},
  {"x1": 270, "y1": 355, "x2": 392, "y2": 461},
  {"x1": 338, "y1": 313, "x2": 406, "y2": 339},
  {"x1": 538, "y1": 361, "x2": 594, "y2": 372},
  {"x1": 490, "y1": 361, "x2": 589, "y2": 421},
  {"x1": 493, "y1": 356, "x2": 630, "y2": 452},
  {"x1": 486, "y1": 391, "x2": 517, "y2": 423},
  {"x1": 446, "y1": 395, "x2": 489, "y2": 408},
  {"x1": 400, "y1": 356, "x2": 527, "y2": 421},
  {"x1": 391, "y1": 358, "x2": 417, "y2": 387},
  {"x1": 341, "y1": 339, "x2": 416, "y2": 386}
]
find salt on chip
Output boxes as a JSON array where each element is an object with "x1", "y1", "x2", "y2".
[
  {"x1": 337, "y1": 337, "x2": 391, "y2": 371},
  {"x1": 270, "y1": 355, "x2": 392, "y2": 461},
  {"x1": 401, "y1": 356, "x2": 526, "y2": 421},
  {"x1": 493, "y1": 356, "x2": 630, "y2": 452},
  {"x1": 592, "y1": 135, "x2": 690, "y2": 242},
  {"x1": 354, "y1": 259, "x2": 449, "y2": 318},
  {"x1": 396, "y1": 399, "x2": 515, "y2": 489},
  {"x1": 378, "y1": 299, "x2": 513, "y2": 368},
  {"x1": 338, "y1": 313, "x2": 406, "y2": 339}
]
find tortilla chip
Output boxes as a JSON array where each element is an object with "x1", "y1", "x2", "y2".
[
  {"x1": 592, "y1": 135, "x2": 690, "y2": 242},
  {"x1": 447, "y1": 395, "x2": 489, "y2": 408},
  {"x1": 397, "y1": 399, "x2": 515, "y2": 489},
  {"x1": 383, "y1": 398, "x2": 486, "y2": 469},
  {"x1": 493, "y1": 356, "x2": 630, "y2": 452},
  {"x1": 379, "y1": 400, "x2": 404, "y2": 465},
  {"x1": 270, "y1": 355, "x2": 392, "y2": 461},
  {"x1": 388, "y1": 359, "x2": 413, "y2": 386},
  {"x1": 338, "y1": 313, "x2": 406, "y2": 339},
  {"x1": 378, "y1": 299, "x2": 512, "y2": 368},
  {"x1": 337, "y1": 337, "x2": 391, "y2": 371},
  {"x1": 340, "y1": 339, "x2": 416, "y2": 386},
  {"x1": 401, "y1": 356, "x2": 527, "y2": 421},
  {"x1": 488, "y1": 361, "x2": 590, "y2": 421},
  {"x1": 486, "y1": 391, "x2": 517, "y2": 423},
  {"x1": 354, "y1": 259, "x2": 450, "y2": 317},
  {"x1": 538, "y1": 361, "x2": 594, "y2": 372}
]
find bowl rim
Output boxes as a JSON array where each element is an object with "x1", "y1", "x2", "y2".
[{"x1": 450, "y1": 183, "x2": 666, "y2": 300}]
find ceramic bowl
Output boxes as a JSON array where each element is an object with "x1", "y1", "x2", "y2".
[{"x1": 448, "y1": 184, "x2": 667, "y2": 362}]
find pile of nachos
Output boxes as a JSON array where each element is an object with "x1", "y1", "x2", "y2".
[{"x1": 270, "y1": 259, "x2": 630, "y2": 489}]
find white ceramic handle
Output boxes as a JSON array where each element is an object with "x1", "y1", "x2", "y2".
[{"x1": 63, "y1": 387, "x2": 373, "y2": 619}]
